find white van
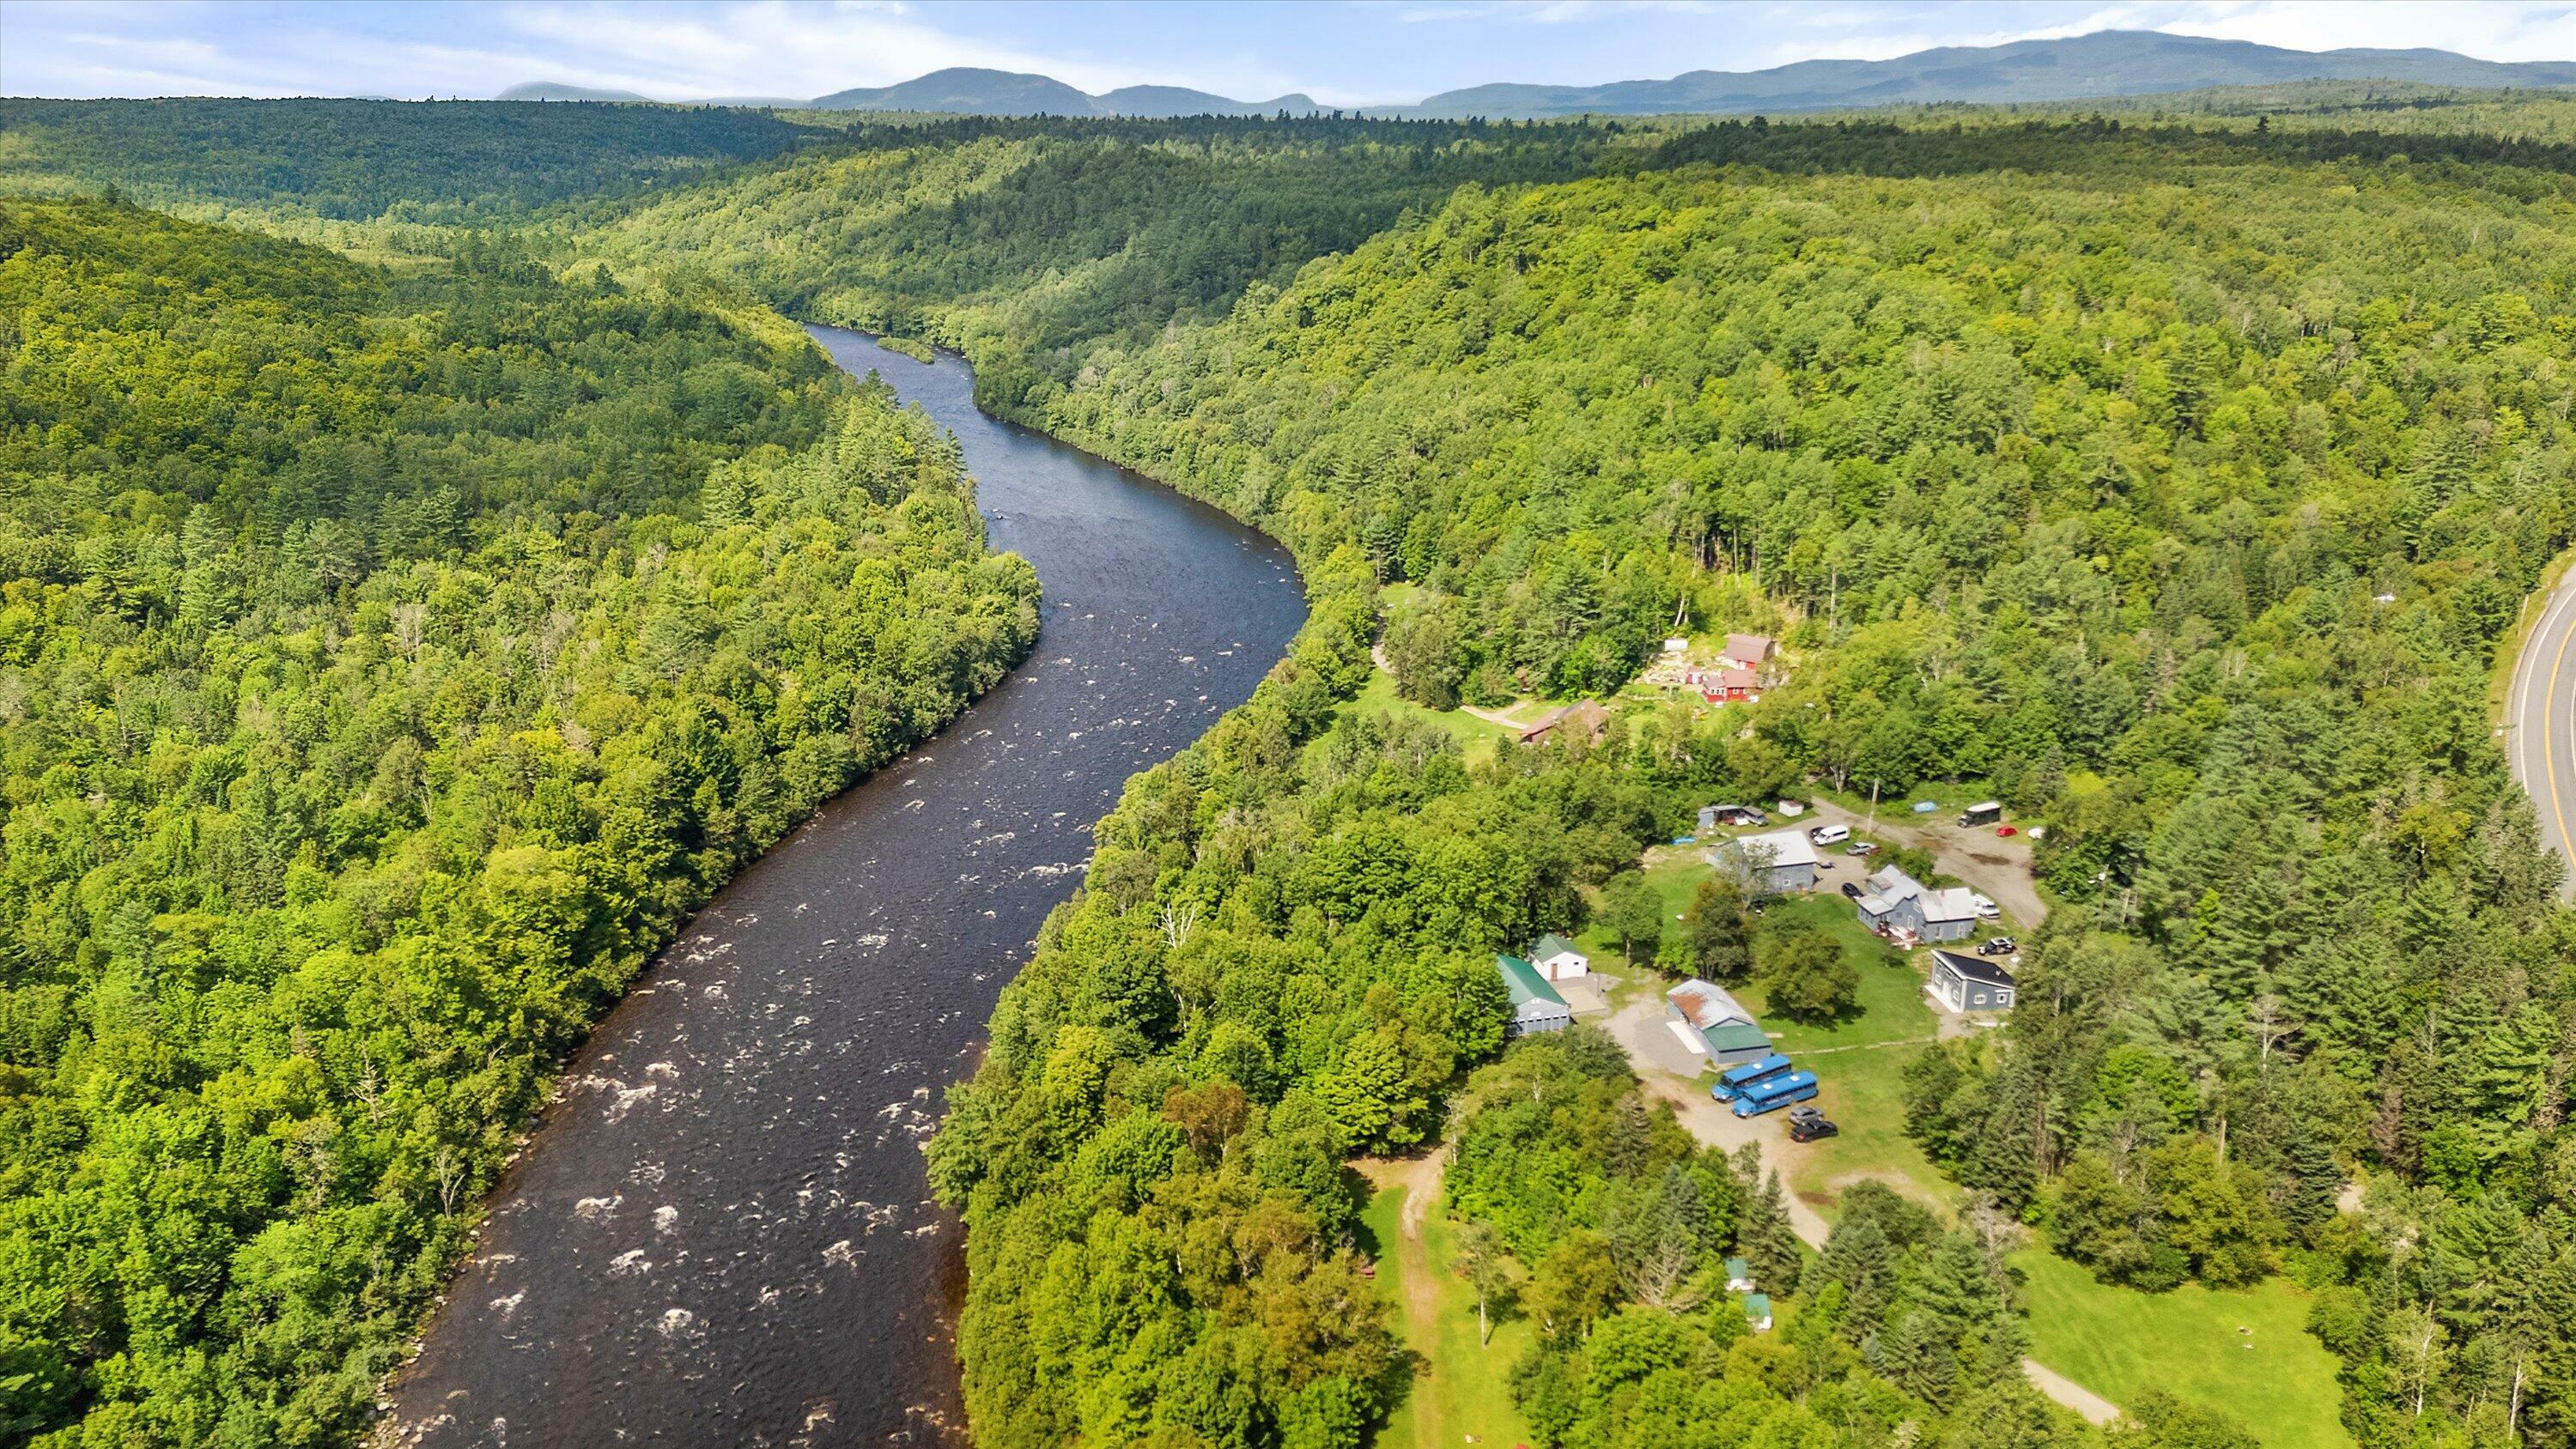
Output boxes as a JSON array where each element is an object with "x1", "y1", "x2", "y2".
[{"x1": 1808, "y1": 824, "x2": 1850, "y2": 846}]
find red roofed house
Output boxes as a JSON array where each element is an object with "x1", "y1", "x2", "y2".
[{"x1": 1700, "y1": 665, "x2": 1762, "y2": 703}]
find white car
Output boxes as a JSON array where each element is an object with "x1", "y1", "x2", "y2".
[{"x1": 1972, "y1": 893, "x2": 1999, "y2": 918}]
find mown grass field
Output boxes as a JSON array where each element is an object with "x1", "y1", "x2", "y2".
[
  {"x1": 1359, "y1": 1183, "x2": 1536, "y2": 1449},
  {"x1": 1335, "y1": 664, "x2": 1515, "y2": 762},
  {"x1": 2015, "y1": 1250, "x2": 2354, "y2": 1449}
]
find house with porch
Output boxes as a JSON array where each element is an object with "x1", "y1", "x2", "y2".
[{"x1": 1853, "y1": 864, "x2": 1979, "y2": 944}]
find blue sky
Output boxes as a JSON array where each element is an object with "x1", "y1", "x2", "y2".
[{"x1": 3, "y1": 1, "x2": 2571, "y2": 106}]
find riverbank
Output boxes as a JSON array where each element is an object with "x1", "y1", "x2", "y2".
[{"x1": 384, "y1": 330, "x2": 1305, "y2": 1446}]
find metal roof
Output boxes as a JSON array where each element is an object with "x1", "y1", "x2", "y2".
[
  {"x1": 1497, "y1": 954, "x2": 1569, "y2": 1008},
  {"x1": 1667, "y1": 978, "x2": 1753, "y2": 1030}
]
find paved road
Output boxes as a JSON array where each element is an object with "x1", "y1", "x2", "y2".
[{"x1": 2506, "y1": 573, "x2": 2576, "y2": 899}]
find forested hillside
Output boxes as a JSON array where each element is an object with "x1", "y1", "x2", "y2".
[
  {"x1": 0, "y1": 198, "x2": 1037, "y2": 1444},
  {"x1": 583, "y1": 117, "x2": 1613, "y2": 408},
  {"x1": 10, "y1": 88, "x2": 2576, "y2": 1449},
  {"x1": 894, "y1": 111, "x2": 2576, "y2": 1446},
  {"x1": 0, "y1": 99, "x2": 831, "y2": 222}
]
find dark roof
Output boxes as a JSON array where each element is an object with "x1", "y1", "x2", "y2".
[{"x1": 1931, "y1": 949, "x2": 2015, "y2": 988}]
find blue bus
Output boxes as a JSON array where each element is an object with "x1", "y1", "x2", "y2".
[
  {"x1": 1731, "y1": 1070, "x2": 1820, "y2": 1119},
  {"x1": 1709, "y1": 1053, "x2": 1794, "y2": 1103}
]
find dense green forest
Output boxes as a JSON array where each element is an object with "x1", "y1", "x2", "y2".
[
  {"x1": 0, "y1": 197, "x2": 1036, "y2": 1443},
  {"x1": 797, "y1": 104, "x2": 2575, "y2": 1448},
  {"x1": 9, "y1": 85, "x2": 2576, "y2": 1449}
]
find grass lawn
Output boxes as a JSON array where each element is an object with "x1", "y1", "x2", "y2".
[
  {"x1": 1335, "y1": 665, "x2": 1514, "y2": 762},
  {"x1": 1584, "y1": 859, "x2": 1960, "y2": 1221},
  {"x1": 1359, "y1": 1185, "x2": 1535, "y2": 1449},
  {"x1": 2014, "y1": 1250, "x2": 2354, "y2": 1449},
  {"x1": 1734, "y1": 898, "x2": 1960, "y2": 1219}
]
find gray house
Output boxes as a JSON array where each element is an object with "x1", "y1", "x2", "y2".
[
  {"x1": 1855, "y1": 864, "x2": 1978, "y2": 943},
  {"x1": 1710, "y1": 828, "x2": 1820, "y2": 898},
  {"x1": 1498, "y1": 954, "x2": 1575, "y2": 1038},
  {"x1": 1929, "y1": 949, "x2": 2017, "y2": 1013}
]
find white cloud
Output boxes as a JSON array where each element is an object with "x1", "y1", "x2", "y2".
[{"x1": 2153, "y1": 1, "x2": 2576, "y2": 64}]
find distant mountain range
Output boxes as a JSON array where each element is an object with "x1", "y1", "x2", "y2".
[
  {"x1": 495, "y1": 68, "x2": 1319, "y2": 117},
  {"x1": 1406, "y1": 31, "x2": 2576, "y2": 117},
  {"x1": 495, "y1": 32, "x2": 2576, "y2": 119}
]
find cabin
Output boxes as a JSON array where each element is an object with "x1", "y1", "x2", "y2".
[
  {"x1": 1519, "y1": 700, "x2": 1609, "y2": 746},
  {"x1": 1498, "y1": 954, "x2": 1574, "y2": 1038},
  {"x1": 1698, "y1": 665, "x2": 1763, "y2": 703},
  {"x1": 1720, "y1": 634, "x2": 1777, "y2": 670},
  {"x1": 1929, "y1": 949, "x2": 2017, "y2": 1014},
  {"x1": 1528, "y1": 932, "x2": 1589, "y2": 982},
  {"x1": 1742, "y1": 1292, "x2": 1774, "y2": 1333},
  {"x1": 1711, "y1": 828, "x2": 1820, "y2": 897},
  {"x1": 1725, "y1": 1256, "x2": 1756, "y2": 1293},
  {"x1": 1666, "y1": 979, "x2": 1773, "y2": 1066},
  {"x1": 1854, "y1": 864, "x2": 1978, "y2": 943}
]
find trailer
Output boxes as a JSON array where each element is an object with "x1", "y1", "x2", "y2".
[
  {"x1": 1731, "y1": 1070, "x2": 1820, "y2": 1119},
  {"x1": 1709, "y1": 1053, "x2": 1794, "y2": 1103},
  {"x1": 1957, "y1": 801, "x2": 2003, "y2": 828}
]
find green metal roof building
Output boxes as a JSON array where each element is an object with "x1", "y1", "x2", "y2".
[{"x1": 1497, "y1": 953, "x2": 1573, "y2": 1039}]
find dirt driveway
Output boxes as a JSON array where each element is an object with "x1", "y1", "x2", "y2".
[{"x1": 1601, "y1": 978, "x2": 2117, "y2": 1426}]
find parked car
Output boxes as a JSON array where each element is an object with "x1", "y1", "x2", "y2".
[
  {"x1": 1978, "y1": 936, "x2": 2016, "y2": 956},
  {"x1": 1787, "y1": 1103, "x2": 1825, "y2": 1123},
  {"x1": 1846, "y1": 841, "x2": 1878, "y2": 856},
  {"x1": 1840, "y1": 882, "x2": 1863, "y2": 900},
  {"x1": 1971, "y1": 892, "x2": 1998, "y2": 918},
  {"x1": 1808, "y1": 824, "x2": 1850, "y2": 846},
  {"x1": 1996, "y1": 825, "x2": 2019, "y2": 838},
  {"x1": 1789, "y1": 1116, "x2": 1840, "y2": 1143}
]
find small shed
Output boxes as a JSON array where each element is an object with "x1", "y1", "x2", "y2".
[
  {"x1": 1711, "y1": 828, "x2": 1820, "y2": 897},
  {"x1": 1667, "y1": 979, "x2": 1772, "y2": 1066},
  {"x1": 1498, "y1": 954, "x2": 1574, "y2": 1038},
  {"x1": 1742, "y1": 1292, "x2": 1774, "y2": 1333},
  {"x1": 1929, "y1": 949, "x2": 2017, "y2": 1014},
  {"x1": 1529, "y1": 932, "x2": 1589, "y2": 982},
  {"x1": 1725, "y1": 1257, "x2": 1754, "y2": 1293}
]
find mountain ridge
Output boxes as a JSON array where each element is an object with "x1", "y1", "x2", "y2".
[{"x1": 492, "y1": 32, "x2": 2576, "y2": 118}]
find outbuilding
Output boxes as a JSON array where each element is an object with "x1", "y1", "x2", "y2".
[
  {"x1": 1721, "y1": 634, "x2": 1777, "y2": 669},
  {"x1": 1928, "y1": 949, "x2": 2017, "y2": 1013},
  {"x1": 1498, "y1": 954, "x2": 1575, "y2": 1038},
  {"x1": 1528, "y1": 933, "x2": 1589, "y2": 982},
  {"x1": 1667, "y1": 979, "x2": 1773, "y2": 1066}
]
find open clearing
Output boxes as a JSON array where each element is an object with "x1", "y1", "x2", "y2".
[
  {"x1": 2014, "y1": 1251, "x2": 2354, "y2": 1449},
  {"x1": 1358, "y1": 1161, "x2": 1535, "y2": 1449}
]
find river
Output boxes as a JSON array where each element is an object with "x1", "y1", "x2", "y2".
[{"x1": 386, "y1": 326, "x2": 1305, "y2": 1446}]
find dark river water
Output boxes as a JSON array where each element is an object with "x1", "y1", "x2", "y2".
[{"x1": 386, "y1": 327, "x2": 1303, "y2": 1446}]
